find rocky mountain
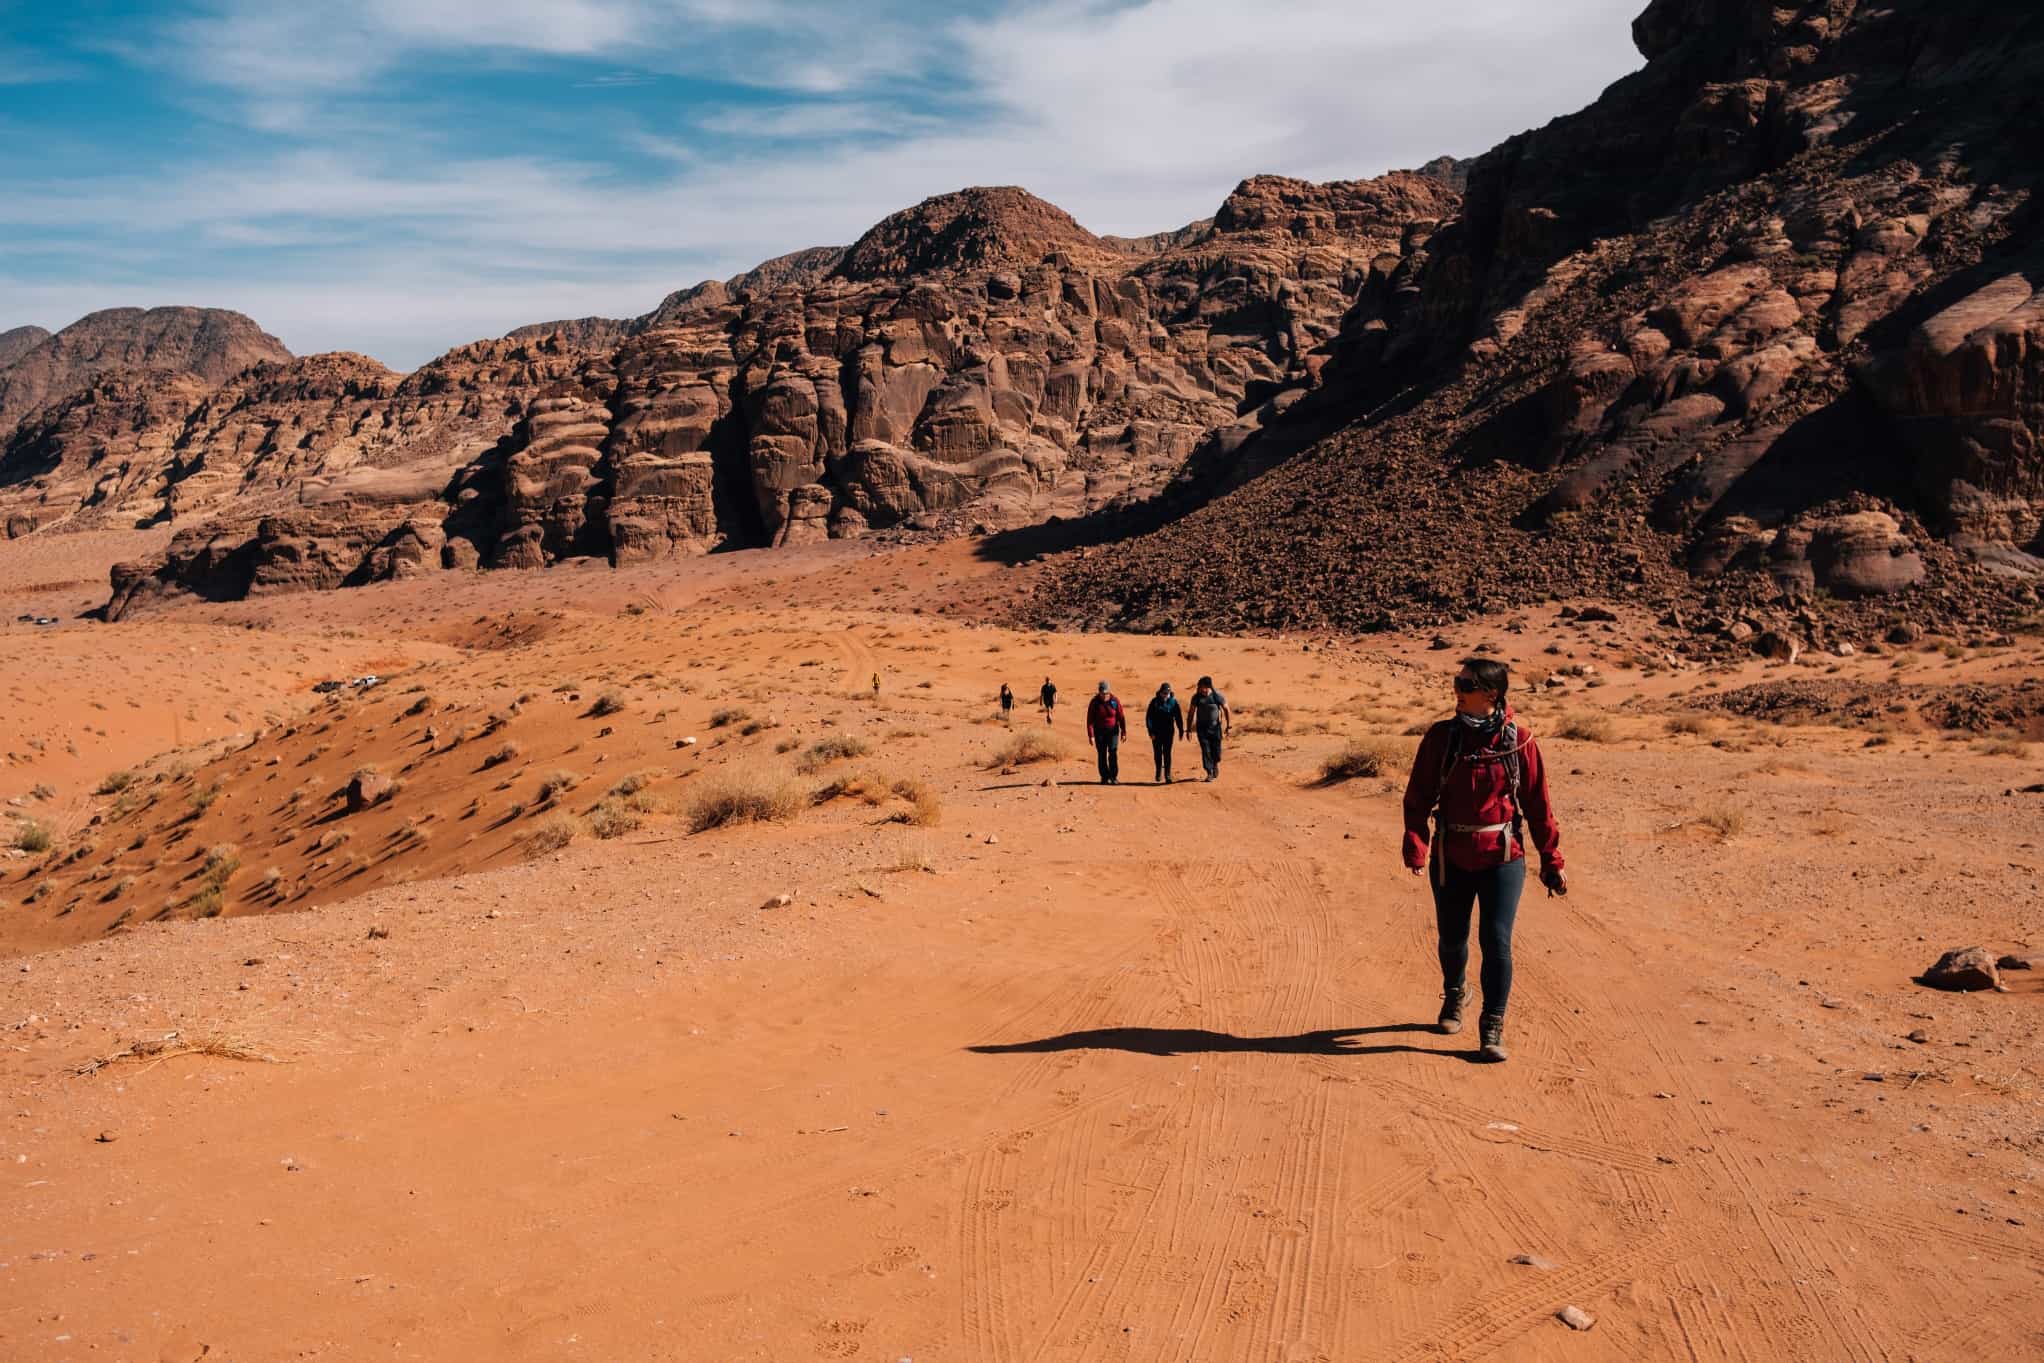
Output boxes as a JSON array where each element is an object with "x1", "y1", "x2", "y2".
[
  {"x1": 1035, "y1": 0, "x2": 2044, "y2": 649},
  {"x1": 96, "y1": 173, "x2": 1456, "y2": 617},
  {"x1": 0, "y1": 308, "x2": 289, "y2": 445},
  {"x1": 0, "y1": 325, "x2": 52, "y2": 370}
]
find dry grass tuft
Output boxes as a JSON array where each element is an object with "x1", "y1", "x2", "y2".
[
  {"x1": 13, "y1": 820, "x2": 52, "y2": 854},
  {"x1": 1695, "y1": 803, "x2": 1747, "y2": 839},
  {"x1": 889, "y1": 836, "x2": 935, "y2": 873},
  {"x1": 797, "y1": 733, "x2": 870, "y2": 773},
  {"x1": 1975, "y1": 737, "x2": 2030, "y2": 758},
  {"x1": 1318, "y1": 739, "x2": 1404, "y2": 785},
  {"x1": 536, "y1": 769, "x2": 579, "y2": 802},
  {"x1": 688, "y1": 771, "x2": 806, "y2": 832},
  {"x1": 585, "y1": 799, "x2": 641, "y2": 840},
  {"x1": 72, "y1": 1031, "x2": 283, "y2": 1076},
  {"x1": 588, "y1": 690, "x2": 627, "y2": 718},
  {"x1": 1554, "y1": 713, "x2": 1617, "y2": 743},
  {"x1": 708, "y1": 707, "x2": 750, "y2": 729},
  {"x1": 95, "y1": 769, "x2": 135, "y2": 796},
  {"x1": 525, "y1": 813, "x2": 582, "y2": 855},
  {"x1": 886, "y1": 777, "x2": 942, "y2": 826},
  {"x1": 989, "y1": 730, "x2": 1073, "y2": 767},
  {"x1": 482, "y1": 741, "x2": 521, "y2": 769},
  {"x1": 1664, "y1": 713, "x2": 1713, "y2": 736}
]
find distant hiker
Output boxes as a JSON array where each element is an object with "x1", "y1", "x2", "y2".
[
  {"x1": 1039, "y1": 677, "x2": 1058, "y2": 726},
  {"x1": 1085, "y1": 680, "x2": 1128, "y2": 785},
  {"x1": 1189, "y1": 676, "x2": 1230, "y2": 781},
  {"x1": 871, "y1": 671, "x2": 881, "y2": 699},
  {"x1": 1145, "y1": 682, "x2": 1187, "y2": 784},
  {"x1": 1400, "y1": 658, "x2": 1565, "y2": 1064},
  {"x1": 999, "y1": 682, "x2": 1014, "y2": 721}
]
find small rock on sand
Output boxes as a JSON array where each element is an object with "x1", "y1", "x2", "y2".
[
  {"x1": 1997, "y1": 954, "x2": 2033, "y2": 971},
  {"x1": 1557, "y1": 1305, "x2": 1595, "y2": 1330},
  {"x1": 762, "y1": 892, "x2": 793, "y2": 910},
  {"x1": 1508, "y1": 1253, "x2": 1556, "y2": 1269},
  {"x1": 1920, "y1": 947, "x2": 2001, "y2": 992}
]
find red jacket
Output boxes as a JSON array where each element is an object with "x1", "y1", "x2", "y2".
[
  {"x1": 1086, "y1": 693, "x2": 1128, "y2": 741},
  {"x1": 1401, "y1": 712, "x2": 1563, "y2": 874}
]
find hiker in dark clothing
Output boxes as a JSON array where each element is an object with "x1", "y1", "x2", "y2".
[
  {"x1": 1085, "y1": 680, "x2": 1128, "y2": 784},
  {"x1": 1039, "y1": 678, "x2": 1057, "y2": 726},
  {"x1": 999, "y1": 682, "x2": 1014, "y2": 721},
  {"x1": 1189, "y1": 676, "x2": 1230, "y2": 781},
  {"x1": 1145, "y1": 682, "x2": 1187, "y2": 784},
  {"x1": 1400, "y1": 658, "x2": 1565, "y2": 1065}
]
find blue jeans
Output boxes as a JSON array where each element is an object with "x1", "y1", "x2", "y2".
[{"x1": 1432, "y1": 856, "x2": 1525, "y2": 1021}]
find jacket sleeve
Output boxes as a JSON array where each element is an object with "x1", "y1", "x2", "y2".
[
  {"x1": 1116, "y1": 703, "x2": 1129, "y2": 737},
  {"x1": 1401, "y1": 724, "x2": 1444, "y2": 869},
  {"x1": 1519, "y1": 732, "x2": 1563, "y2": 870},
  {"x1": 1085, "y1": 700, "x2": 1097, "y2": 741}
]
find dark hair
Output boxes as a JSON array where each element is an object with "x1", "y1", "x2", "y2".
[
  {"x1": 1458, "y1": 657, "x2": 1509, "y2": 699},
  {"x1": 1197, "y1": 675, "x2": 1213, "y2": 688}
]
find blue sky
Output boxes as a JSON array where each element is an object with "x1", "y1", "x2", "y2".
[{"x1": 1, "y1": 0, "x2": 1645, "y2": 370}]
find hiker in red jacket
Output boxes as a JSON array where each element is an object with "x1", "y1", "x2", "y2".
[
  {"x1": 1401, "y1": 658, "x2": 1566, "y2": 1063},
  {"x1": 1085, "y1": 680, "x2": 1129, "y2": 785}
]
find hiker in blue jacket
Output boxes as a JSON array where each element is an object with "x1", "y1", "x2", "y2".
[{"x1": 1145, "y1": 682, "x2": 1187, "y2": 784}]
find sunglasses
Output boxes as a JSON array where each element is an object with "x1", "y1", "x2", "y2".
[{"x1": 1452, "y1": 675, "x2": 1486, "y2": 694}]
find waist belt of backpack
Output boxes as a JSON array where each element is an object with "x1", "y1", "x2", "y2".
[{"x1": 1445, "y1": 821, "x2": 1511, "y2": 834}]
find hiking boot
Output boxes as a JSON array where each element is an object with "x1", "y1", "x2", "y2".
[
  {"x1": 1478, "y1": 1016, "x2": 1508, "y2": 1063},
  {"x1": 1436, "y1": 986, "x2": 1467, "y2": 1036}
]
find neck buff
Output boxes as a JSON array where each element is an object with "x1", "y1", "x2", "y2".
[{"x1": 1456, "y1": 706, "x2": 1505, "y2": 738}]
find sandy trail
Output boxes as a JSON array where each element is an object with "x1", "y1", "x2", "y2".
[{"x1": 2, "y1": 538, "x2": 2041, "y2": 1361}]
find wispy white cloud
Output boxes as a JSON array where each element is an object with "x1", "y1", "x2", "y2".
[{"x1": 11, "y1": 0, "x2": 1647, "y2": 369}]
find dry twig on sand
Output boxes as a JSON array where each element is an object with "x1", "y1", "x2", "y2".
[{"x1": 71, "y1": 1030, "x2": 286, "y2": 1076}]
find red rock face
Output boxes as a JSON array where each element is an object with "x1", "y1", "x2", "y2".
[
  {"x1": 1037, "y1": 0, "x2": 2044, "y2": 638},
  {"x1": 94, "y1": 177, "x2": 1456, "y2": 616},
  {"x1": 0, "y1": 308, "x2": 290, "y2": 442}
]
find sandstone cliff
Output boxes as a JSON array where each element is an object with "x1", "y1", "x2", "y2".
[
  {"x1": 0, "y1": 325, "x2": 52, "y2": 370},
  {"x1": 98, "y1": 175, "x2": 1455, "y2": 616},
  {"x1": 1037, "y1": 0, "x2": 2044, "y2": 648}
]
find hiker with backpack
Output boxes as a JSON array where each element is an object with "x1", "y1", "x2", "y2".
[
  {"x1": 1085, "y1": 680, "x2": 1129, "y2": 785},
  {"x1": 1189, "y1": 676, "x2": 1230, "y2": 781},
  {"x1": 1039, "y1": 677, "x2": 1058, "y2": 726},
  {"x1": 1145, "y1": 682, "x2": 1187, "y2": 783},
  {"x1": 1400, "y1": 658, "x2": 1566, "y2": 1064},
  {"x1": 999, "y1": 682, "x2": 1014, "y2": 722}
]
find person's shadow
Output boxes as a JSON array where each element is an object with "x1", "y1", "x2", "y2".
[{"x1": 968, "y1": 1023, "x2": 1483, "y2": 1061}]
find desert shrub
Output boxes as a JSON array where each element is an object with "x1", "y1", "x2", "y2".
[
  {"x1": 1554, "y1": 713, "x2": 1616, "y2": 743},
  {"x1": 1976, "y1": 737, "x2": 2030, "y2": 758},
  {"x1": 1318, "y1": 739, "x2": 1403, "y2": 784},
  {"x1": 403, "y1": 695, "x2": 433, "y2": 718},
  {"x1": 1236, "y1": 704, "x2": 1291, "y2": 736},
  {"x1": 1695, "y1": 803, "x2": 1746, "y2": 839},
  {"x1": 813, "y1": 771, "x2": 889, "y2": 806},
  {"x1": 797, "y1": 734, "x2": 870, "y2": 774},
  {"x1": 483, "y1": 741, "x2": 521, "y2": 769},
  {"x1": 1664, "y1": 714, "x2": 1712, "y2": 736},
  {"x1": 989, "y1": 730, "x2": 1073, "y2": 767},
  {"x1": 95, "y1": 769, "x2": 135, "y2": 796},
  {"x1": 775, "y1": 737, "x2": 801, "y2": 754},
  {"x1": 101, "y1": 875, "x2": 135, "y2": 904},
  {"x1": 258, "y1": 867, "x2": 283, "y2": 891},
  {"x1": 203, "y1": 843, "x2": 242, "y2": 887},
  {"x1": 585, "y1": 799, "x2": 641, "y2": 840},
  {"x1": 187, "y1": 885, "x2": 225, "y2": 919},
  {"x1": 708, "y1": 707, "x2": 750, "y2": 729},
  {"x1": 191, "y1": 782, "x2": 222, "y2": 814},
  {"x1": 889, "y1": 836, "x2": 935, "y2": 873},
  {"x1": 13, "y1": 820, "x2": 52, "y2": 854},
  {"x1": 537, "y1": 770, "x2": 579, "y2": 802},
  {"x1": 588, "y1": 690, "x2": 626, "y2": 718},
  {"x1": 608, "y1": 770, "x2": 659, "y2": 797},
  {"x1": 524, "y1": 813, "x2": 581, "y2": 855},
  {"x1": 887, "y1": 777, "x2": 942, "y2": 826},
  {"x1": 688, "y1": 772, "x2": 805, "y2": 832}
]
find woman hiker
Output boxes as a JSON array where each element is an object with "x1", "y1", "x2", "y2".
[
  {"x1": 1145, "y1": 682, "x2": 1187, "y2": 783},
  {"x1": 1400, "y1": 658, "x2": 1566, "y2": 1063}
]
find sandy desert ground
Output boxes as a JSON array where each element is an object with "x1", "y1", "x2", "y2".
[{"x1": 1, "y1": 534, "x2": 2041, "y2": 1362}]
